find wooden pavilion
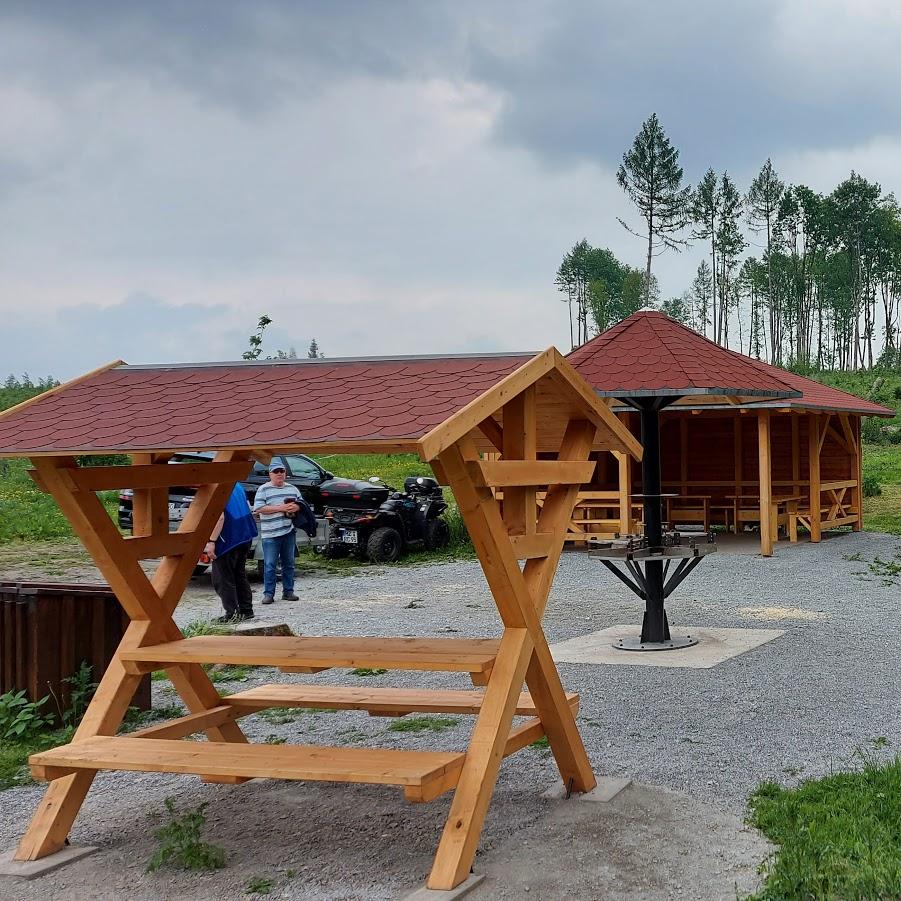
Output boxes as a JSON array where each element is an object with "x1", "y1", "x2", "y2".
[
  {"x1": 565, "y1": 311, "x2": 895, "y2": 556},
  {"x1": 0, "y1": 347, "x2": 641, "y2": 890}
]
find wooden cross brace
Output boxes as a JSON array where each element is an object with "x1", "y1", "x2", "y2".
[
  {"x1": 426, "y1": 402, "x2": 598, "y2": 890},
  {"x1": 14, "y1": 452, "x2": 253, "y2": 861}
]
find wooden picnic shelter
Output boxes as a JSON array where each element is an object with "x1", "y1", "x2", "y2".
[
  {"x1": 566, "y1": 311, "x2": 895, "y2": 556},
  {"x1": 0, "y1": 347, "x2": 641, "y2": 890}
]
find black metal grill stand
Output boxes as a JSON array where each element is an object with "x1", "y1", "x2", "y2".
[{"x1": 590, "y1": 395, "x2": 716, "y2": 651}]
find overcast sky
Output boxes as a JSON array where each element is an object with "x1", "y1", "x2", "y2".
[{"x1": 3, "y1": 0, "x2": 901, "y2": 380}]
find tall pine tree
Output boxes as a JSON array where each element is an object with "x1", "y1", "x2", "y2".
[{"x1": 616, "y1": 114, "x2": 692, "y2": 301}]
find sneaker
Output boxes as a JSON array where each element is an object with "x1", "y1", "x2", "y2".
[
  {"x1": 214, "y1": 614, "x2": 234, "y2": 624},
  {"x1": 234, "y1": 613, "x2": 256, "y2": 622},
  {"x1": 282, "y1": 592, "x2": 300, "y2": 601},
  {"x1": 261, "y1": 594, "x2": 275, "y2": 605}
]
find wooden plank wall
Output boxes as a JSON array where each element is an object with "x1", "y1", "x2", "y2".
[{"x1": 586, "y1": 410, "x2": 858, "y2": 508}]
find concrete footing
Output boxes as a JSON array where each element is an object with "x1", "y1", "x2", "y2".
[
  {"x1": 542, "y1": 776, "x2": 632, "y2": 802},
  {"x1": 0, "y1": 845, "x2": 99, "y2": 880},
  {"x1": 402, "y1": 873, "x2": 486, "y2": 899}
]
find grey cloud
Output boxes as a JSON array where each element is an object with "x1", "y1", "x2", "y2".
[
  {"x1": 464, "y1": 0, "x2": 901, "y2": 175},
  {"x1": 5, "y1": 294, "x2": 233, "y2": 378},
  {"x1": 1, "y1": 1, "x2": 469, "y2": 112}
]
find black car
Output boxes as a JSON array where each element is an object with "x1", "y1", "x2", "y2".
[{"x1": 117, "y1": 451, "x2": 334, "y2": 531}]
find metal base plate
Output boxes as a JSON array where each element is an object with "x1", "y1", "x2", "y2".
[{"x1": 614, "y1": 635, "x2": 698, "y2": 652}]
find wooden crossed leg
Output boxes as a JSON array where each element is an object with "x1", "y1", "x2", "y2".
[
  {"x1": 428, "y1": 403, "x2": 598, "y2": 889},
  {"x1": 15, "y1": 452, "x2": 252, "y2": 861}
]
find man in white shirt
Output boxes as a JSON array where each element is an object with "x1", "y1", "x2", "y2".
[{"x1": 252, "y1": 461, "x2": 302, "y2": 604}]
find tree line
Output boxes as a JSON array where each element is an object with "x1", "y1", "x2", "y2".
[{"x1": 556, "y1": 114, "x2": 901, "y2": 372}]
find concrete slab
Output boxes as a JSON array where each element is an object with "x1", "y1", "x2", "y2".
[
  {"x1": 402, "y1": 873, "x2": 485, "y2": 900},
  {"x1": 551, "y1": 626, "x2": 784, "y2": 669},
  {"x1": 542, "y1": 776, "x2": 632, "y2": 802},
  {"x1": 0, "y1": 845, "x2": 99, "y2": 880}
]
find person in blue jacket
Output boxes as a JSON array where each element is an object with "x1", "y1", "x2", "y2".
[{"x1": 205, "y1": 483, "x2": 259, "y2": 623}]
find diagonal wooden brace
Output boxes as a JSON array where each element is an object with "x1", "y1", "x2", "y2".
[{"x1": 14, "y1": 453, "x2": 252, "y2": 860}]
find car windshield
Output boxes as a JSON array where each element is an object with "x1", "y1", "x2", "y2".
[{"x1": 287, "y1": 455, "x2": 321, "y2": 479}]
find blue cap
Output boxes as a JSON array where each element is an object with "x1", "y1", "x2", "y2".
[{"x1": 268, "y1": 460, "x2": 286, "y2": 473}]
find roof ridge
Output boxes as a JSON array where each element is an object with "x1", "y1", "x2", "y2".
[{"x1": 120, "y1": 351, "x2": 537, "y2": 371}]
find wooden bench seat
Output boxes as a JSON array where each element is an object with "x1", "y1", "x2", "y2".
[
  {"x1": 223, "y1": 684, "x2": 579, "y2": 717},
  {"x1": 120, "y1": 636, "x2": 500, "y2": 675},
  {"x1": 29, "y1": 736, "x2": 465, "y2": 802}
]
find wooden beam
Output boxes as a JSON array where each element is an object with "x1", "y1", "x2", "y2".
[
  {"x1": 791, "y1": 415, "x2": 800, "y2": 498},
  {"x1": 428, "y1": 628, "x2": 534, "y2": 889},
  {"x1": 808, "y1": 413, "x2": 822, "y2": 542},
  {"x1": 123, "y1": 533, "x2": 194, "y2": 560},
  {"x1": 127, "y1": 705, "x2": 237, "y2": 739},
  {"x1": 854, "y1": 415, "x2": 863, "y2": 532},
  {"x1": 69, "y1": 461, "x2": 252, "y2": 492},
  {"x1": 757, "y1": 411, "x2": 773, "y2": 557},
  {"x1": 616, "y1": 452, "x2": 633, "y2": 535},
  {"x1": 477, "y1": 416, "x2": 504, "y2": 452},
  {"x1": 508, "y1": 532, "x2": 554, "y2": 559},
  {"x1": 501, "y1": 389, "x2": 537, "y2": 536},
  {"x1": 120, "y1": 636, "x2": 500, "y2": 674},
  {"x1": 471, "y1": 460, "x2": 596, "y2": 488}
]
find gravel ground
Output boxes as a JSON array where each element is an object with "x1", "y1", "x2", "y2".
[{"x1": 1, "y1": 532, "x2": 899, "y2": 898}]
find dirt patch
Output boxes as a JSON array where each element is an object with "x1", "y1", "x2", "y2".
[{"x1": 469, "y1": 783, "x2": 769, "y2": 901}]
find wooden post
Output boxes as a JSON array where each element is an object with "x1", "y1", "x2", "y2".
[
  {"x1": 617, "y1": 412, "x2": 633, "y2": 535},
  {"x1": 501, "y1": 388, "x2": 536, "y2": 536},
  {"x1": 853, "y1": 415, "x2": 863, "y2": 531},
  {"x1": 616, "y1": 452, "x2": 632, "y2": 534},
  {"x1": 734, "y1": 415, "x2": 743, "y2": 496},
  {"x1": 808, "y1": 413, "x2": 822, "y2": 542},
  {"x1": 791, "y1": 415, "x2": 800, "y2": 498},
  {"x1": 757, "y1": 411, "x2": 773, "y2": 556},
  {"x1": 679, "y1": 416, "x2": 688, "y2": 496}
]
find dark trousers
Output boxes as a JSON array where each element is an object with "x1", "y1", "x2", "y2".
[{"x1": 211, "y1": 542, "x2": 253, "y2": 617}]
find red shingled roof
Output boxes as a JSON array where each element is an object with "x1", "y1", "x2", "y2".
[
  {"x1": 568, "y1": 310, "x2": 894, "y2": 416},
  {"x1": 0, "y1": 354, "x2": 533, "y2": 456},
  {"x1": 567, "y1": 310, "x2": 797, "y2": 397}
]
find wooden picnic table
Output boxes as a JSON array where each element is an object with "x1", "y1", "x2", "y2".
[
  {"x1": 727, "y1": 494, "x2": 804, "y2": 538},
  {"x1": 7, "y1": 348, "x2": 643, "y2": 892},
  {"x1": 664, "y1": 494, "x2": 712, "y2": 531}
]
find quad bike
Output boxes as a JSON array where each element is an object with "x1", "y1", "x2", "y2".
[{"x1": 320, "y1": 476, "x2": 450, "y2": 563}]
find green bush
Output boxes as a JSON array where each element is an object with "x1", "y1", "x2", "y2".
[
  {"x1": 148, "y1": 798, "x2": 227, "y2": 872},
  {"x1": 0, "y1": 691, "x2": 53, "y2": 741},
  {"x1": 863, "y1": 473, "x2": 883, "y2": 497}
]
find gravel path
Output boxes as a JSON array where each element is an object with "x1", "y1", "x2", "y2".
[{"x1": 1, "y1": 532, "x2": 899, "y2": 898}]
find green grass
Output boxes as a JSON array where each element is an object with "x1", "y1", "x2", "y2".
[
  {"x1": 746, "y1": 755, "x2": 901, "y2": 900},
  {"x1": 0, "y1": 458, "x2": 120, "y2": 543},
  {"x1": 207, "y1": 664, "x2": 253, "y2": 684},
  {"x1": 0, "y1": 703, "x2": 192, "y2": 789},
  {"x1": 0, "y1": 726, "x2": 74, "y2": 789},
  {"x1": 862, "y1": 444, "x2": 901, "y2": 535},
  {"x1": 349, "y1": 667, "x2": 388, "y2": 677},
  {"x1": 386, "y1": 715, "x2": 459, "y2": 734}
]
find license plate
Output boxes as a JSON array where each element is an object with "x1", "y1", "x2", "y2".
[
  {"x1": 341, "y1": 530, "x2": 358, "y2": 545},
  {"x1": 168, "y1": 502, "x2": 186, "y2": 521}
]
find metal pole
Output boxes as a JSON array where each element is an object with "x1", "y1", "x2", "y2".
[{"x1": 638, "y1": 399, "x2": 668, "y2": 642}]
